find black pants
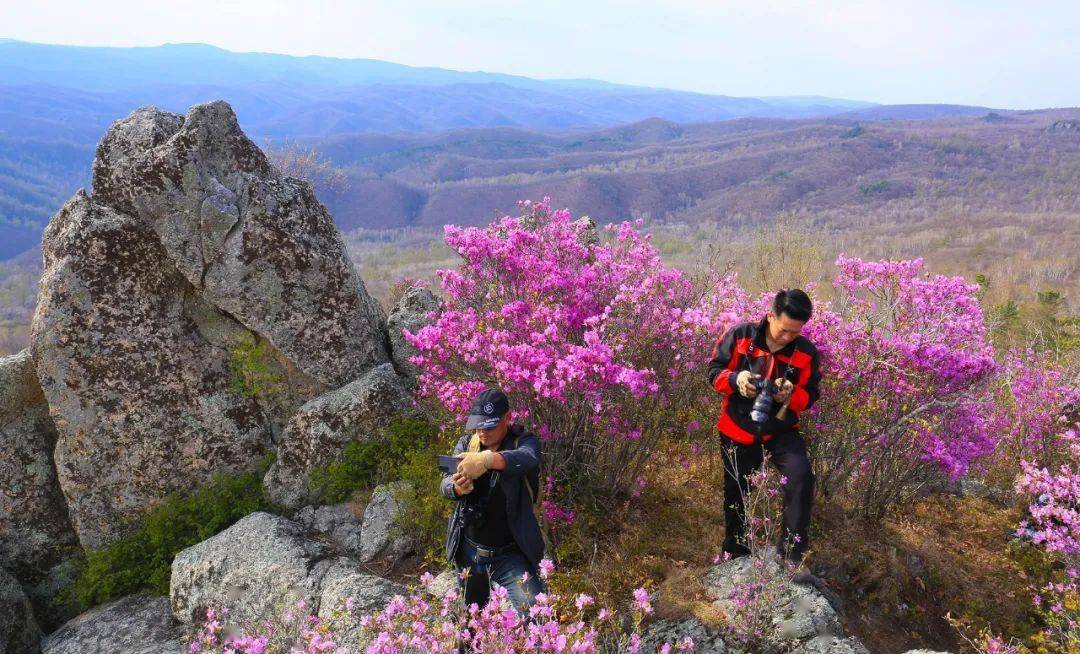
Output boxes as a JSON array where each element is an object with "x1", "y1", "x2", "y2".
[{"x1": 721, "y1": 430, "x2": 815, "y2": 561}]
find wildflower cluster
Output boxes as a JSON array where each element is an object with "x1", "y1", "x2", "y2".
[{"x1": 188, "y1": 562, "x2": 691, "y2": 653}]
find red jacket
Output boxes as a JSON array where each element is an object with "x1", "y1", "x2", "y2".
[{"x1": 707, "y1": 318, "x2": 821, "y2": 445}]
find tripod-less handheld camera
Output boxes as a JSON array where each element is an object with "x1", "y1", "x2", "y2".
[{"x1": 747, "y1": 351, "x2": 800, "y2": 424}]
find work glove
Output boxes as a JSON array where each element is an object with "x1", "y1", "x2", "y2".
[
  {"x1": 736, "y1": 370, "x2": 759, "y2": 398},
  {"x1": 774, "y1": 379, "x2": 794, "y2": 404},
  {"x1": 457, "y1": 450, "x2": 495, "y2": 480}
]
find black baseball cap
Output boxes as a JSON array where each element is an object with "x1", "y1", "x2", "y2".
[{"x1": 465, "y1": 389, "x2": 509, "y2": 430}]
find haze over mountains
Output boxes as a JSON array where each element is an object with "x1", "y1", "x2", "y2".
[{"x1": 0, "y1": 38, "x2": 1040, "y2": 262}]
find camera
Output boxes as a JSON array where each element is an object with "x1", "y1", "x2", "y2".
[
  {"x1": 461, "y1": 496, "x2": 487, "y2": 528},
  {"x1": 750, "y1": 377, "x2": 776, "y2": 424},
  {"x1": 748, "y1": 366, "x2": 798, "y2": 424}
]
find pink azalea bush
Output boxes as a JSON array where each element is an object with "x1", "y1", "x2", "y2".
[
  {"x1": 997, "y1": 350, "x2": 1080, "y2": 466},
  {"x1": 712, "y1": 458, "x2": 799, "y2": 651},
  {"x1": 1014, "y1": 425, "x2": 1079, "y2": 651},
  {"x1": 1016, "y1": 426, "x2": 1080, "y2": 555},
  {"x1": 187, "y1": 563, "x2": 692, "y2": 653},
  {"x1": 806, "y1": 256, "x2": 1001, "y2": 516},
  {"x1": 404, "y1": 198, "x2": 751, "y2": 513}
]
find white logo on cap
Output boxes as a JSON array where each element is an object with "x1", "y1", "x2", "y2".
[{"x1": 484, "y1": 402, "x2": 494, "y2": 414}]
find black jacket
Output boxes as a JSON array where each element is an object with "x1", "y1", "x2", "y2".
[
  {"x1": 707, "y1": 317, "x2": 822, "y2": 445},
  {"x1": 440, "y1": 425, "x2": 544, "y2": 566}
]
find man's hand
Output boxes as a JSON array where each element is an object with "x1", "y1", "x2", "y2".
[
  {"x1": 736, "y1": 371, "x2": 760, "y2": 399},
  {"x1": 457, "y1": 450, "x2": 495, "y2": 480},
  {"x1": 452, "y1": 472, "x2": 474, "y2": 496},
  {"x1": 774, "y1": 379, "x2": 794, "y2": 404}
]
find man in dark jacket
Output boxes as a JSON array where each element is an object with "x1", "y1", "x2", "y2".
[
  {"x1": 707, "y1": 289, "x2": 822, "y2": 563},
  {"x1": 440, "y1": 388, "x2": 545, "y2": 615}
]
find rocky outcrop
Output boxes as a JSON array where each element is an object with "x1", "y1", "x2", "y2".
[
  {"x1": 24, "y1": 100, "x2": 401, "y2": 549},
  {"x1": 386, "y1": 285, "x2": 438, "y2": 384},
  {"x1": 295, "y1": 503, "x2": 365, "y2": 557},
  {"x1": 0, "y1": 568, "x2": 42, "y2": 654},
  {"x1": 170, "y1": 512, "x2": 402, "y2": 626},
  {"x1": 41, "y1": 594, "x2": 183, "y2": 654},
  {"x1": 0, "y1": 350, "x2": 77, "y2": 579},
  {"x1": 30, "y1": 193, "x2": 273, "y2": 549},
  {"x1": 91, "y1": 102, "x2": 388, "y2": 389},
  {"x1": 263, "y1": 363, "x2": 409, "y2": 511}
]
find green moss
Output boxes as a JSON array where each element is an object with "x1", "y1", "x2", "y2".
[{"x1": 67, "y1": 453, "x2": 276, "y2": 610}]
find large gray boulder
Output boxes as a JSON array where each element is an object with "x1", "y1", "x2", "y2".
[
  {"x1": 263, "y1": 363, "x2": 409, "y2": 511},
  {"x1": 0, "y1": 568, "x2": 42, "y2": 654},
  {"x1": 0, "y1": 349, "x2": 77, "y2": 579},
  {"x1": 41, "y1": 594, "x2": 183, "y2": 654},
  {"x1": 170, "y1": 512, "x2": 402, "y2": 628},
  {"x1": 30, "y1": 193, "x2": 273, "y2": 549},
  {"x1": 170, "y1": 512, "x2": 333, "y2": 625},
  {"x1": 386, "y1": 285, "x2": 439, "y2": 384},
  {"x1": 91, "y1": 102, "x2": 389, "y2": 389},
  {"x1": 317, "y1": 559, "x2": 405, "y2": 618}
]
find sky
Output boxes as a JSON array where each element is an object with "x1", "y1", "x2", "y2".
[{"x1": 4, "y1": 0, "x2": 1079, "y2": 109}]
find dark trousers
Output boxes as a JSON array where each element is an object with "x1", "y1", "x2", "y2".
[
  {"x1": 454, "y1": 539, "x2": 545, "y2": 617},
  {"x1": 721, "y1": 430, "x2": 815, "y2": 561}
]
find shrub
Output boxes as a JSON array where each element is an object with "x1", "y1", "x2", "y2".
[
  {"x1": 69, "y1": 454, "x2": 275, "y2": 610},
  {"x1": 390, "y1": 432, "x2": 455, "y2": 563},
  {"x1": 858, "y1": 180, "x2": 890, "y2": 195},
  {"x1": 306, "y1": 415, "x2": 452, "y2": 562},
  {"x1": 806, "y1": 256, "x2": 1000, "y2": 518},
  {"x1": 409, "y1": 201, "x2": 1023, "y2": 527},
  {"x1": 952, "y1": 423, "x2": 1079, "y2": 653},
  {"x1": 404, "y1": 198, "x2": 750, "y2": 534},
  {"x1": 308, "y1": 415, "x2": 440, "y2": 503}
]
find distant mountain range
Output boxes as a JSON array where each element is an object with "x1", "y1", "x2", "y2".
[
  {"x1": 0, "y1": 39, "x2": 1020, "y2": 260},
  {"x1": 300, "y1": 110, "x2": 1080, "y2": 233}
]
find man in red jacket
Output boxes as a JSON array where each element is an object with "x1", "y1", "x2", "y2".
[{"x1": 707, "y1": 289, "x2": 821, "y2": 563}]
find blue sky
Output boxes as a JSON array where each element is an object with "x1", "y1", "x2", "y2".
[{"x1": 5, "y1": 0, "x2": 1078, "y2": 108}]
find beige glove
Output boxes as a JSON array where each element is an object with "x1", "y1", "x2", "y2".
[
  {"x1": 774, "y1": 379, "x2": 794, "y2": 404},
  {"x1": 736, "y1": 371, "x2": 759, "y2": 398},
  {"x1": 457, "y1": 450, "x2": 495, "y2": 480}
]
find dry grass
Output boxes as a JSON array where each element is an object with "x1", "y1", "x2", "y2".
[
  {"x1": 797, "y1": 494, "x2": 1044, "y2": 653},
  {"x1": 540, "y1": 437, "x2": 1048, "y2": 654}
]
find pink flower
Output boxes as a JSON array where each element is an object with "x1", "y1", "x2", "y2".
[{"x1": 538, "y1": 559, "x2": 555, "y2": 580}]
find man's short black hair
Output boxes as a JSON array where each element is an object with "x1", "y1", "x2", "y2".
[{"x1": 772, "y1": 289, "x2": 813, "y2": 322}]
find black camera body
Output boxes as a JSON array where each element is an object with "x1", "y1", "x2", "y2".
[
  {"x1": 747, "y1": 361, "x2": 799, "y2": 425},
  {"x1": 461, "y1": 497, "x2": 487, "y2": 529},
  {"x1": 749, "y1": 376, "x2": 777, "y2": 424}
]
